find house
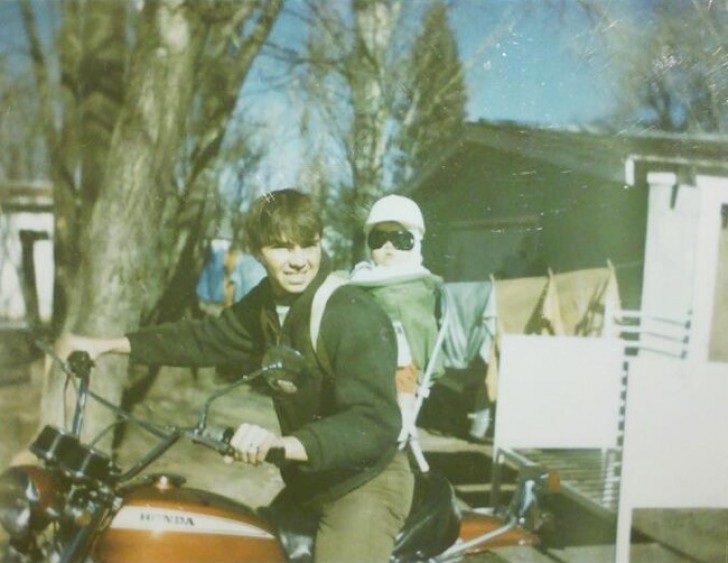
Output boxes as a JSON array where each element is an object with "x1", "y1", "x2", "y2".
[
  {"x1": 0, "y1": 181, "x2": 54, "y2": 327},
  {"x1": 0, "y1": 181, "x2": 53, "y2": 383},
  {"x1": 406, "y1": 120, "x2": 727, "y2": 309},
  {"x1": 406, "y1": 121, "x2": 728, "y2": 560}
]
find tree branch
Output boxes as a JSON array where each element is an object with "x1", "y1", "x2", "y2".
[
  {"x1": 185, "y1": 0, "x2": 284, "y2": 190},
  {"x1": 19, "y1": 0, "x2": 58, "y2": 156}
]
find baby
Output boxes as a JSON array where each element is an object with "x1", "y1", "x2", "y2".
[{"x1": 350, "y1": 195, "x2": 444, "y2": 445}]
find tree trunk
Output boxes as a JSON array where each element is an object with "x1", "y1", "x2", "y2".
[
  {"x1": 20, "y1": 0, "x2": 128, "y2": 332},
  {"x1": 41, "y1": 0, "x2": 207, "y2": 444},
  {"x1": 347, "y1": 0, "x2": 400, "y2": 262}
]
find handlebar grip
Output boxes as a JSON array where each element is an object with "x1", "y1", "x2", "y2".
[
  {"x1": 196, "y1": 427, "x2": 286, "y2": 466},
  {"x1": 265, "y1": 447, "x2": 286, "y2": 467}
]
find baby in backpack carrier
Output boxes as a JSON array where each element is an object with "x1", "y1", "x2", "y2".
[{"x1": 350, "y1": 195, "x2": 444, "y2": 445}]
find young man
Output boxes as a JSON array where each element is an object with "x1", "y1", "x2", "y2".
[{"x1": 63, "y1": 189, "x2": 414, "y2": 562}]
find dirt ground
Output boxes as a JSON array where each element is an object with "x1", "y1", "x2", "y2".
[{"x1": 1, "y1": 360, "x2": 726, "y2": 562}]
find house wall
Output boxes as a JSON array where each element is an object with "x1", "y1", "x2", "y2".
[
  {"x1": 412, "y1": 145, "x2": 648, "y2": 308},
  {"x1": 0, "y1": 211, "x2": 54, "y2": 324},
  {"x1": 637, "y1": 172, "x2": 728, "y2": 362}
]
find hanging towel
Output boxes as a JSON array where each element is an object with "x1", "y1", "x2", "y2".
[
  {"x1": 441, "y1": 281, "x2": 497, "y2": 369},
  {"x1": 553, "y1": 262, "x2": 622, "y2": 337}
]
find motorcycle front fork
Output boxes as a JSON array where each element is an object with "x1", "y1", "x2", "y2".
[{"x1": 56, "y1": 504, "x2": 110, "y2": 563}]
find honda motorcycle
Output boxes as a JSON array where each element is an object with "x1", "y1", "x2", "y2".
[{"x1": 0, "y1": 344, "x2": 558, "y2": 562}]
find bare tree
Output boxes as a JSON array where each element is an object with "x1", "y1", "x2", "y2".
[
  {"x1": 0, "y1": 61, "x2": 44, "y2": 181},
  {"x1": 564, "y1": 0, "x2": 728, "y2": 133},
  {"x1": 345, "y1": 0, "x2": 402, "y2": 260},
  {"x1": 281, "y1": 1, "x2": 514, "y2": 264},
  {"x1": 272, "y1": 0, "x2": 402, "y2": 264},
  {"x1": 17, "y1": 0, "x2": 285, "y2": 446},
  {"x1": 622, "y1": 1, "x2": 728, "y2": 133},
  {"x1": 19, "y1": 0, "x2": 127, "y2": 331}
]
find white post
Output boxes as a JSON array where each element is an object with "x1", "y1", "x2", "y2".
[{"x1": 688, "y1": 175, "x2": 728, "y2": 361}]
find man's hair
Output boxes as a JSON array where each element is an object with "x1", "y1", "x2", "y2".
[{"x1": 244, "y1": 189, "x2": 323, "y2": 253}]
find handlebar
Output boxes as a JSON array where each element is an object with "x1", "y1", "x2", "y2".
[{"x1": 34, "y1": 342, "x2": 289, "y2": 477}]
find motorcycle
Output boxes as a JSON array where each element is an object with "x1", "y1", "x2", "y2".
[{"x1": 0, "y1": 343, "x2": 559, "y2": 562}]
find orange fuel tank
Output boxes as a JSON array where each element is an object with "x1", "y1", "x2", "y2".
[{"x1": 92, "y1": 474, "x2": 285, "y2": 563}]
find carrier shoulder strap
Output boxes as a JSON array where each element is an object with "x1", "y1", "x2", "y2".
[{"x1": 309, "y1": 273, "x2": 349, "y2": 375}]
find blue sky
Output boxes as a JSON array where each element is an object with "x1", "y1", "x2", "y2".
[
  {"x1": 447, "y1": 0, "x2": 631, "y2": 126},
  {"x1": 249, "y1": 0, "x2": 633, "y2": 126},
  {"x1": 0, "y1": 0, "x2": 647, "y2": 128}
]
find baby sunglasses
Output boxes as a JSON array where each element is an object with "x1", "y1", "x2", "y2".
[{"x1": 367, "y1": 229, "x2": 415, "y2": 251}]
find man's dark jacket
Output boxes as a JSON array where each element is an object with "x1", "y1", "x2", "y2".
[{"x1": 127, "y1": 256, "x2": 401, "y2": 505}]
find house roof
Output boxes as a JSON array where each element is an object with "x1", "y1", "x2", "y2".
[{"x1": 406, "y1": 120, "x2": 728, "y2": 194}]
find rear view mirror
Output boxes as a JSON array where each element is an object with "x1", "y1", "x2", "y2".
[{"x1": 262, "y1": 345, "x2": 308, "y2": 394}]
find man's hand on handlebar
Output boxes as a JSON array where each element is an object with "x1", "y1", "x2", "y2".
[
  {"x1": 227, "y1": 423, "x2": 279, "y2": 466},
  {"x1": 55, "y1": 333, "x2": 131, "y2": 362},
  {"x1": 226, "y1": 423, "x2": 309, "y2": 466}
]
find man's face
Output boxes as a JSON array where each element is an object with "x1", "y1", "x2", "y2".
[{"x1": 258, "y1": 238, "x2": 322, "y2": 297}]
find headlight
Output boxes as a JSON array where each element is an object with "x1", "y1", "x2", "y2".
[
  {"x1": 0, "y1": 469, "x2": 32, "y2": 539},
  {"x1": 0, "y1": 465, "x2": 59, "y2": 540}
]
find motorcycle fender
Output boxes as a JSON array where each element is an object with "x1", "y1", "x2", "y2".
[
  {"x1": 92, "y1": 483, "x2": 285, "y2": 563},
  {"x1": 459, "y1": 510, "x2": 539, "y2": 555}
]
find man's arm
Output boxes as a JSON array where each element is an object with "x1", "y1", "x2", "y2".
[
  {"x1": 58, "y1": 283, "x2": 268, "y2": 368},
  {"x1": 56, "y1": 334, "x2": 131, "y2": 361}
]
